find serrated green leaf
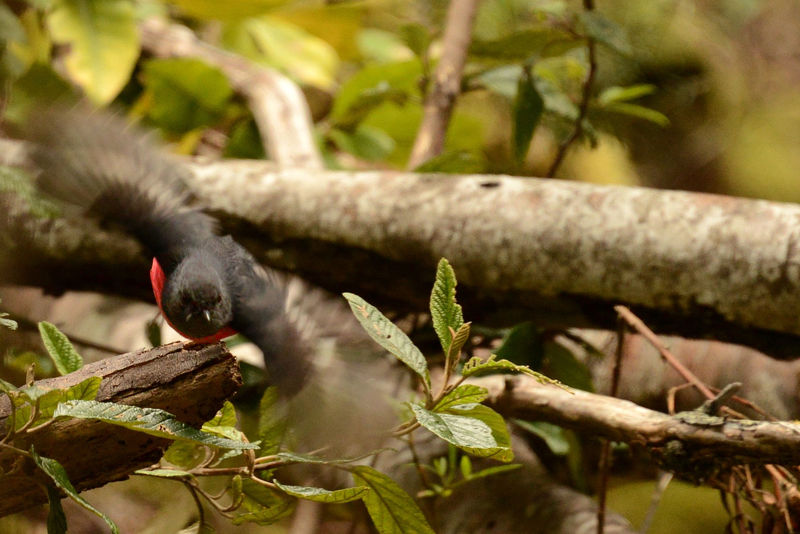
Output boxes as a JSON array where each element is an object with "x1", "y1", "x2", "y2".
[
  {"x1": 32, "y1": 448, "x2": 119, "y2": 534},
  {"x1": 274, "y1": 481, "x2": 368, "y2": 503},
  {"x1": 433, "y1": 385, "x2": 488, "y2": 412},
  {"x1": 411, "y1": 403, "x2": 496, "y2": 450},
  {"x1": 38, "y1": 321, "x2": 82, "y2": 375},
  {"x1": 462, "y1": 463, "x2": 522, "y2": 481},
  {"x1": 462, "y1": 354, "x2": 567, "y2": 391},
  {"x1": 134, "y1": 468, "x2": 193, "y2": 478},
  {"x1": 343, "y1": 293, "x2": 429, "y2": 388},
  {"x1": 512, "y1": 67, "x2": 543, "y2": 164},
  {"x1": 46, "y1": 0, "x2": 139, "y2": 105},
  {"x1": 430, "y1": 258, "x2": 464, "y2": 352},
  {"x1": 446, "y1": 404, "x2": 513, "y2": 462},
  {"x1": 445, "y1": 322, "x2": 471, "y2": 371},
  {"x1": 53, "y1": 400, "x2": 259, "y2": 450},
  {"x1": 46, "y1": 485, "x2": 67, "y2": 534},
  {"x1": 350, "y1": 465, "x2": 435, "y2": 534},
  {"x1": 142, "y1": 58, "x2": 233, "y2": 133}
]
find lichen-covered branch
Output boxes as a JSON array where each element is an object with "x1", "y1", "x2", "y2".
[
  {"x1": 474, "y1": 374, "x2": 800, "y2": 474},
  {"x1": 5, "y1": 141, "x2": 800, "y2": 355}
]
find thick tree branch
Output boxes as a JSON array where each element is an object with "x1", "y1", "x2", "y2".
[
  {"x1": 4, "y1": 143, "x2": 800, "y2": 356},
  {"x1": 0, "y1": 342, "x2": 240, "y2": 517},
  {"x1": 139, "y1": 18, "x2": 323, "y2": 170},
  {"x1": 474, "y1": 374, "x2": 800, "y2": 475},
  {"x1": 407, "y1": 0, "x2": 481, "y2": 169}
]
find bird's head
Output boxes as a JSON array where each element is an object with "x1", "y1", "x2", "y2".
[{"x1": 162, "y1": 260, "x2": 233, "y2": 339}]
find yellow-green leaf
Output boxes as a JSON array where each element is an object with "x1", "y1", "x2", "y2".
[{"x1": 47, "y1": 0, "x2": 139, "y2": 105}]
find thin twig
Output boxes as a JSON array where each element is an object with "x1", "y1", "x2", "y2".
[
  {"x1": 614, "y1": 306, "x2": 715, "y2": 400},
  {"x1": 407, "y1": 0, "x2": 482, "y2": 169},
  {"x1": 546, "y1": 0, "x2": 597, "y2": 177},
  {"x1": 596, "y1": 314, "x2": 627, "y2": 534}
]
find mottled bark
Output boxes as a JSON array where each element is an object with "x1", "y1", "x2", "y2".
[{"x1": 5, "y1": 140, "x2": 800, "y2": 355}]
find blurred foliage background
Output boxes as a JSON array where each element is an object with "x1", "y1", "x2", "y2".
[{"x1": 1, "y1": 0, "x2": 798, "y2": 532}]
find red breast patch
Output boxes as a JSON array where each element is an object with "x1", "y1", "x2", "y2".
[{"x1": 150, "y1": 257, "x2": 237, "y2": 343}]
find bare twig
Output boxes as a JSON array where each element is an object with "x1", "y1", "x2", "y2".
[
  {"x1": 596, "y1": 315, "x2": 628, "y2": 534},
  {"x1": 614, "y1": 306, "x2": 715, "y2": 400},
  {"x1": 546, "y1": 0, "x2": 598, "y2": 177},
  {"x1": 407, "y1": 0, "x2": 482, "y2": 169},
  {"x1": 473, "y1": 374, "x2": 800, "y2": 469}
]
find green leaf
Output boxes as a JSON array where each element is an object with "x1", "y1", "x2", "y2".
[
  {"x1": 35, "y1": 376, "x2": 102, "y2": 423},
  {"x1": 445, "y1": 322, "x2": 471, "y2": 372},
  {"x1": 462, "y1": 354, "x2": 568, "y2": 391},
  {"x1": 46, "y1": 485, "x2": 67, "y2": 534},
  {"x1": 142, "y1": 58, "x2": 233, "y2": 133},
  {"x1": 329, "y1": 125, "x2": 396, "y2": 161},
  {"x1": 163, "y1": 440, "x2": 206, "y2": 470},
  {"x1": 399, "y1": 23, "x2": 430, "y2": 59},
  {"x1": 446, "y1": 403, "x2": 513, "y2": 462},
  {"x1": 0, "y1": 377, "x2": 17, "y2": 392},
  {"x1": 0, "y1": 312, "x2": 17, "y2": 331},
  {"x1": 543, "y1": 341, "x2": 594, "y2": 391},
  {"x1": 274, "y1": 481, "x2": 368, "y2": 503},
  {"x1": 257, "y1": 386, "x2": 286, "y2": 456},
  {"x1": 603, "y1": 102, "x2": 670, "y2": 127},
  {"x1": 205, "y1": 401, "x2": 238, "y2": 428},
  {"x1": 470, "y1": 29, "x2": 567, "y2": 60},
  {"x1": 350, "y1": 465, "x2": 435, "y2": 534},
  {"x1": 38, "y1": 321, "x2": 82, "y2": 375},
  {"x1": 598, "y1": 84, "x2": 656, "y2": 105},
  {"x1": 411, "y1": 403, "x2": 496, "y2": 450},
  {"x1": 144, "y1": 318, "x2": 161, "y2": 348},
  {"x1": 46, "y1": 0, "x2": 139, "y2": 105},
  {"x1": 343, "y1": 293, "x2": 430, "y2": 388},
  {"x1": 170, "y1": 0, "x2": 289, "y2": 20},
  {"x1": 32, "y1": 448, "x2": 119, "y2": 534},
  {"x1": 514, "y1": 420, "x2": 570, "y2": 455},
  {"x1": 579, "y1": 11, "x2": 631, "y2": 55},
  {"x1": 223, "y1": 117, "x2": 266, "y2": 159},
  {"x1": 233, "y1": 479, "x2": 295, "y2": 526},
  {"x1": 512, "y1": 67, "x2": 543, "y2": 164},
  {"x1": 433, "y1": 385, "x2": 488, "y2": 412},
  {"x1": 134, "y1": 468, "x2": 193, "y2": 478},
  {"x1": 461, "y1": 463, "x2": 521, "y2": 482},
  {"x1": 220, "y1": 16, "x2": 338, "y2": 88},
  {"x1": 412, "y1": 150, "x2": 486, "y2": 174},
  {"x1": 495, "y1": 322, "x2": 544, "y2": 367},
  {"x1": 54, "y1": 400, "x2": 259, "y2": 449},
  {"x1": 331, "y1": 60, "x2": 421, "y2": 126},
  {"x1": 429, "y1": 258, "x2": 464, "y2": 353}
]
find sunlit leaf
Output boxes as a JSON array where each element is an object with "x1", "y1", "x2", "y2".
[
  {"x1": 37, "y1": 322, "x2": 81, "y2": 375},
  {"x1": 350, "y1": 465, "x2": 435, "y2": 534},
  {"x1": 134, "y1": 468, "x2": 193, "y2": 478},
  {"x1": 598, "y1": 84, "x2": 656, "y2": 105},
  {"x1": 343, "y1": 293, "x2": 430, "y2": 388},
  {"x1": 433, "y1": 384, "x2": 488, "y2": 412},
  {"x1": 46, "y1": 0, "x2": 139, "y2": 104},
  {"x1": 579, "y1": 11, "x2": 631, "y2": 55},
  {"x1": 257, "y1": 387, "x2": 286, "y2": 456},
  {"x1": 411, "y1": 403, "x2": 496, "y2": 449},
  {"x1": 274, "y1": 480, "x2": 368, "y2": 503},
  {"x1": 54, "y1": 400, "x2": 259, "y2": 449},
  {"x1": 446, "y1": 403, "x2": 513, "y2": 462},
  {"x1": 604, "y1": 102, "x2": 669, "y2": 127},
  {"x1": 429, "y1": 258, "x2": 464, "y2": 352}
]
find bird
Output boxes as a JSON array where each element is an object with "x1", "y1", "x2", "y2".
[{"x1": 24, "y1": 106, "x2": 312, "y2": 396}]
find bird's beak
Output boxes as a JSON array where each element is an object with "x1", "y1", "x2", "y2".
[{"x1": 203, "y1": 310, "x2": 212, "y2": 323}]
